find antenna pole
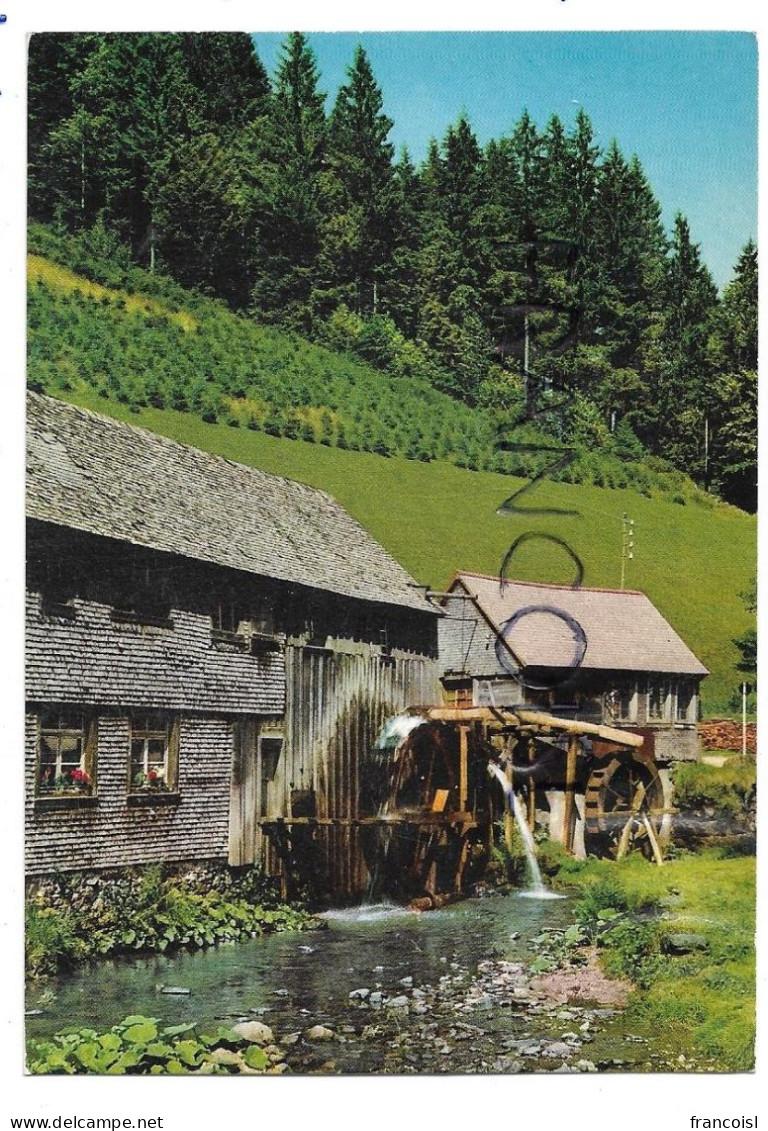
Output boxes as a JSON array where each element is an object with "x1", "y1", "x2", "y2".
[{"x1": 621, "y1": 513, "x2": 635, "y2": 590}]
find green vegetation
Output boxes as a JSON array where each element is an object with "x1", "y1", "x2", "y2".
[
  {"x1": 27, "y1": 1016, "x2": 281, "y2": 1075},
  {"x1": 47, "y1": 381, "x2": 753, "y2": 712},
  {"x1": 547, "y1": 850, "x2": 755, "y2": 1071},
  {"x1": 28, "y1": 229, "x2": 711, "y2": 501},
  {"x1": 26, "y1": 865, "x2": 316, "y2": 980},
  {"x1": 28, "y1": 33, "x2": 756, "y2": 508},
  {"x1": 672, "y1": 758, "x2": 756, "y2": 819},
  {"x1": 26, "y1": 228, "x2": 755, "y2": 709}
]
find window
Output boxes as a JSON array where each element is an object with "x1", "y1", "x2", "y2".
[
  {"x1": 129, "y1": 713, "x2": 179, "y2": 794},
  {"x1": 676, "y1": 682, "x2": 695, "y2": 723},
  {"x1": 444, "y1": 681, "x2": 473, "y2": 708},
  {"x1": 610, "y1": 678, "x2": 637, "y2": 723},
  {"x1": 647, "y1": 680, "x2": 669, "y2": 721},
  {"x1": 112, "y1": 557, "x2": 172, "y2": 626},
  {"x1": 258, "y1": 733, "x2": 283, "y2": 817},
  {"x1": 37, "y1": 708, "x2": 95, "y2": 796}
]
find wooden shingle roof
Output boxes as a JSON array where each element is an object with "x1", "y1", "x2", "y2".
[
  {"x1": 450, "y1": 571, "x2": 708, "y2": 676},
  {"x1": 26, "y1": 393, "x2": 435, "y2": 614}
]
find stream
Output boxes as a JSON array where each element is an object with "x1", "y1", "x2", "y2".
[{"x1": 26, "y1": 892, "x2": 685, "y2": 1074}]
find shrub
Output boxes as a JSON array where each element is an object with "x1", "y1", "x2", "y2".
[
  {"x1": 26, "y1": 865, "x2": 316, "y2": 978},
  {"x1": 25, "y1": 903, "x2": 83, "y2": 978},
  {"x1": 672, "y1": 760, "x2": 756, "y2": 819}
]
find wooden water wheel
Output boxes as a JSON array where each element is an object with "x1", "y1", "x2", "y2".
[
  {"x1": 363, "y1": 720, "x2": 494, "y2": 902},
  {"x1": 584, "y1": 751, "x2": 669, "y2": 862}
]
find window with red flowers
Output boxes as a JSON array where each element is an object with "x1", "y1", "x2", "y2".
[
  {"x1": 36, "y1": 707, "x2": 96, "y2": 797},
  {"x1": 129, "y1": 713, "x2": 179, "y2": 794}
]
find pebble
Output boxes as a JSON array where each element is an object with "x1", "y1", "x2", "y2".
[
  {"x1": 305, "y1": 1025, "x2": 334, "y2": 1041},
  {"x1": 385, "y1": 995, "x2": 410, "y2": 1010},
  {"x1": 543, "y1": 1041, "x2": 574, "y2": 1058},
  {"x1": 232, "y1": 1021, "x2": 275, "y2": 1045}
]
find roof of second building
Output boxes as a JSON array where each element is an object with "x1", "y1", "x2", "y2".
[
  {"x1": 449, "y1": 571, "x2": 708, "y2": 676},
  {"x1": 26, "y1": 393, "x2": 435, "y2": 614}
]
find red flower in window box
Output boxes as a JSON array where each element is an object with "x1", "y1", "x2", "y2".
[
  {"x1": 132, "y1": 769, "x2": 170, "y2": 793},
  {"x1": 69, "y1": 768, "x2": 92, "y2": 793}
]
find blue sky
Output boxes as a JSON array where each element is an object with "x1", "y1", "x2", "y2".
[{"x1": 253, "y1": 31, "x2": 757, "y2": 291}]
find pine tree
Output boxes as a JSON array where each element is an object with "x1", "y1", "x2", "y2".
[
  {"x1": 28, "y1": 33, "x2": 104, "y2": 222},
  {"x1": 179, "y1": 33, "x2": 270, "y2": 130},
  {"x1": 415, "y1": 115, "x2": 492, "y2": 401},
  {"x1": 647, "y1": 214, "x2": 719, "y2": 474},
  {"x1": 251, "y1": 32, "x2": 327, "y2": 332},
  {"x1": 588, "y1": 144, "x2": 667, "y2": 426},
  {"x1": 707, "y1": 241, "x2": 757, "y2": 509},
  {"x1": 383, "y1": 147, "x2": 427, "y2": 337},
  {"x1": 320, "y1": 45, "x2": 396, "y2": 316}
]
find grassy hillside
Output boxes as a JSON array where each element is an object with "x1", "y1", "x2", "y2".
[
  {"x1": 26, "y1": 230, "x2": 755, "y2": 713},
  {"x1": 54, "y1": 386, "x2": 754, "y2": 713},
  {"x1": 27, "y1": 225, "x2": 715, "y2": 501}
]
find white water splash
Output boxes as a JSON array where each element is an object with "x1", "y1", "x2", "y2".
[
  {"x1": 488, "y1": 762, "x2": 563, "y2": 899},
  {"x1": 374, "y1": 714, "x2": 426, "y2": 752},
  {"x1": 322, "y1": 902, "x2": 417, "y2": 923}
]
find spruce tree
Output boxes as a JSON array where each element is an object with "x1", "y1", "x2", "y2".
[
  {"x1": 251, "y1": 32, "x2": 327, "y2": 332},
  {"x1": 649, "y1": 213, "x2": 719, "y2": 474},
  {"x1": 321, "y1": 45, "x2": 396, "y2": 315},
  {"x1": 707, "y1": 241, "x2": 757, "y2": 509}
]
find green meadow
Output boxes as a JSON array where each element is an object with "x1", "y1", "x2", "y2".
[{"x1": 58, "y1": 387, "x2": 754, "y2": 712}]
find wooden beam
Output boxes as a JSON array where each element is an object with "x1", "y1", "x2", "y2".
[
  {"x1": 459, "y1": 725, "x2": 469, "y2": 811},
  {"x1": 563, "y1": 736, "x2": 578, "y2": 853},
  {"x1": 526, "y1": 737, "x2": 536, "y2": 831},
  {"x1": 513, "y1": 710, "x2": 645, "y2": 748},
  {"x1": 642, "y1": 815, "x2": 665, "y2": 866},
  {"x1": 421, "y1": 705, "x2": 644, "y2": 748}
]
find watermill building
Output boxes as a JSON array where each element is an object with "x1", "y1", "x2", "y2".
[
  {"x1": 438, "y1": 570, "x2": 708, "y2": 763},
  {"x1": 26, "y1": 393, "x2": 440, "y2": 894}
]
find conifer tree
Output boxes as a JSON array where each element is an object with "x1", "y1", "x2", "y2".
[
  {"x1": 707, "y1": 241, "x2": 757, "y2": 509},
  {"x1": 251, "y1": 32, "x2": 327, "y2": 332},
  {"x1": 647, "y1": 213, "x2": 718, "y2": 473},
  {"x1": 321, "y1": 45, "x2": 396, "y2": 315}
]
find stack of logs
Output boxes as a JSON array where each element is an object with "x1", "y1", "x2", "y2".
[{"x1": 699, "y1": 719, "x2": 756, "y2": 756}]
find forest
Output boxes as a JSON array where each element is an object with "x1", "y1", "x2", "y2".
[{"x1": 28, "y1": 31, "x2": 757, "y2": 511}]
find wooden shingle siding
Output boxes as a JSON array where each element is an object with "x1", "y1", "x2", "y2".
[
  {"x1": 26, "y1": 590, "x2": 285, "y2": 715},
  {"x1": 439, "y1": 594, "x2": 502, "y2": 678},
  {"x1": 26, "y1": 712, "x2": 233, "y2": 875}
]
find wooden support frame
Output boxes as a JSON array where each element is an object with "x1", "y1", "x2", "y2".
[
  {"x1": 562, "y1": 735, "x2": 578, "y2": 853},
  {"x1": 458, "y1": 725, "x2": 469, "y2": 812},
  {"x1": 526, "y1": 737, "x2": 536, "y2": 831}
]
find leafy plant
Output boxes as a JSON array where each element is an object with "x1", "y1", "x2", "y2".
[
  {"x1": 26, "y1": 865, "x2": 317, "y2": 978},
  {"x1": 27, "y1": 1015, "x2": 278, "y2": 1075}
]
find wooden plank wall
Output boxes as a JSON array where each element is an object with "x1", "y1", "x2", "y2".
[{"x1": 259, "y1": 643, "x2": 440, "y2": 898}]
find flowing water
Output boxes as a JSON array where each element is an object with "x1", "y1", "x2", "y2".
[
  {"x1": 26, "y1": 893, "x2": 594, "y2": 1072},
  {"x1": 487, "y1": 762, "x2": 563, "y2": 899},
  {"x1": 27, "y1": 890, "x2": 688, "y2": 1072}
]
